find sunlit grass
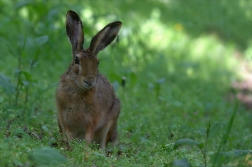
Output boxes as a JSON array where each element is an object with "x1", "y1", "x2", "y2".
[{"x1": 126, "y1": 8, "x2": 241, "y2": 86}]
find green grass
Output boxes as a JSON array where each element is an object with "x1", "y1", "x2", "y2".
[{"x1": 0, "y1": 0, "x2": 252, "y2": 166}]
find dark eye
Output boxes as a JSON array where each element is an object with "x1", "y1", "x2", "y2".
[
  {"x1": 97, "y1": 60, "x2": 100, "y2": 67},
  {"x1": 75, "y1": 57, "x2": 79, "y2": 64}
]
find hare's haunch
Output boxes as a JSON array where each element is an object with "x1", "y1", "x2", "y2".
[{"x1": 56, "y1": 10, "x2": 121, "y2": 149}]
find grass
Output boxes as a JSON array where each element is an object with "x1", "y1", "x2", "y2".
[{"x1": 0, "y1": 0, "x2": 252, "y2": 166}]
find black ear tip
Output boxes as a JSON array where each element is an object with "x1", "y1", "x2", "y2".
[
  {"x1": 67, "y1": 10, "x2": 74, "y2": 13},
  {"x1": 109, "y1": 21, "x2": 122, "y2": 30},
  {"x1": 66, "y1": 10, "x2": 80, "y2": 21},
  {"x1": 113, "y1": 21, "x2": 122, "y2": 26}
]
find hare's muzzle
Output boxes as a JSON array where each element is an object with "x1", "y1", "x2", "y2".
[{"x1": 83, "y1": 76, "x2": 96, "y2": 88}]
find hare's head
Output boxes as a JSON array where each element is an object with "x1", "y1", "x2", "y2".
[{"x1": 66, "y1": 10, "x2": 122, "y2": 90}]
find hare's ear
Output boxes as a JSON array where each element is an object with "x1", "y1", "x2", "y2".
[
  {"x1": 66, "y1": 10, "x2": 84, "y2": 53},
  {"x1": 89, "y1": 21, "x2": 122, "y2": 55}
]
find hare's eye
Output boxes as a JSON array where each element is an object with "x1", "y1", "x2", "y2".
[
  {"x1": 97, "y1": 60, "x2": 100, "y2": 67},
  {"x1": 75, "y1": 57, "x2": 80, "y2": 64}
]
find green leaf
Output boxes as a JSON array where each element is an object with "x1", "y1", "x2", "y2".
[
  {"x1": 22, "y1": 81, "x2": 29, "y2": 86},
  {"x1": 211, "y1": 150, "x2": 252, "y2": 164},
  {"x1": 170, "y1": 158, "x2": 192, "y2": 167},
  {"x1": 0, "y1": 37, "x2": 18, "y2": 58},
  {"x1": 15, "y1": 1, "x2": 33, "y2": 9},
  {"x1": 20, "y1": 70, "x2": 37, "y2": 83},
  {"x1": 29, "y1": 147, "x2": 68, "y2": 166},
  {"x1": 156, "y1": 78, "x2": 165, "y2": 84},
  {"x1": 174, "y1": 139, "x2": 201, "y2": 149},
  {"x1": 34, "y1": 36, "x2": 48, "y2": 46},
  {"x1": 12, "y1": 129, "x2": 31, "y2": 140},
  {"x1": 0, "y1": 96, "x2": 4, "y2": 103},
  {"x1": 112, "y1": 81, "x2": 120, "y2": 91},
  {"x1": 21, "y1": 70, "x2": 32, "y2": 81},
  {"x1": 41, "y1": 125, "x2": 49, "y2": 132},
  {"x1": 0, "y1": 73, "x2": 16, "y2": 95},
  {"x1": 208, "y1": 122, "x2": 222, "y2": 139}
]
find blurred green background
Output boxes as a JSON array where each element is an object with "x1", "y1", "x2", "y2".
[{"x1": 0, "y1": 0, "x2": 252, "y2": 166}]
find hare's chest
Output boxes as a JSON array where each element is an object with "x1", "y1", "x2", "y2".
[
  {"x1": 65, "y1": 101, "x2": 93, "y2": 122},
  {"x1": 64, "y1": 100, "x2": 105, "y2": 130}
]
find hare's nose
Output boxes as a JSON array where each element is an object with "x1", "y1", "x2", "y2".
[
  {"x1": 84, "y1": 80, "x2": 91, "y2": 86},
  {"x1": 84, "y1": 76, "x2": 96, "y2": 86}
]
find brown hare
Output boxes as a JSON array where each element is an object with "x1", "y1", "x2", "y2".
[{"x1": 56, "y1": 10, "x2": 121, "y2": 149}]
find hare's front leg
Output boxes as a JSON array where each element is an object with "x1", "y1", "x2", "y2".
[
  {"x1": 58, "y1": 123, "x2": 73, "y2": 141},
  {"x1": 57, "y1": 117, "x2": 73, "y2": 141},
  {"x1": 99, "y1": 120, "x2": 114, "y2": 149},
  {"x1": 84, "y1": 125, "x2": 94, "y2": 145},
  {"x1": 63, "y1": 126, "x2": 74, "y2": 141}
]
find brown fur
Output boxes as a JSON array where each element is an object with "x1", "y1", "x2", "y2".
[{"x1": 56, "y1": 10, "x2": 121, "y2": 149}]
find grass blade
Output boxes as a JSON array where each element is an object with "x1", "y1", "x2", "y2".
[{"x1": 211, "y1": 100, "x2": 239, "y2": 166}]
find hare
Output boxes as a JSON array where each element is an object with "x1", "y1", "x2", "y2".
[{"x1": 56, "y1": 10, "x2": 121, "y2": 149}]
